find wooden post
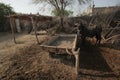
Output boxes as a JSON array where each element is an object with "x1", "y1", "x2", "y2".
[
  {"x1": 72, "y1": 48, "x2": 80, "y2": 75},
  {"x1": 66, "y1": 34, "x2": 80, "y2": 75},
  {"x1": 31, "y1": 17, "x2": 39, "y2": 44},
  {"x1": 75, "y1": 53, "x2": 79, "y2": 75},
  {"x1": 66, "y1": 48, "x2": 80, "y2": 75},
  {"x1": 10, "y1": 17, "x2": 17, "y2": 44}
]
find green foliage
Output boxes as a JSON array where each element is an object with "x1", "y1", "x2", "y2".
[
  {"x1": 51, "y1": 9, "x2": 73, "y2": 16},
  {"x1": 32, "y1": 0, "x2": 91, "y2": 17},
  {"x1": 0, "y1": 2, "x2": 15, "y2": 31},
  {"x1": 81, "y1": 11, "x2": 88, "y2": 16}
]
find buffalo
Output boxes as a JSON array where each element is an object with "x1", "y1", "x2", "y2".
[{"x1": 77, "y1": 23, "x2": 102, "y2": 45}]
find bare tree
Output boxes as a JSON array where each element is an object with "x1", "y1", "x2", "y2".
[{"x1": 32, "y1": 0, "x2": 90, "y2": 31}]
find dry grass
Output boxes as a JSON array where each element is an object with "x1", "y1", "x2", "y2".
[{"x1": 0, "y1": 32, "x2": 120, "y2": 80}]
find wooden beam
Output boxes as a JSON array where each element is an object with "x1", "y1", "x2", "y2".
[
  {"x1": 10, "y1": 18, "x2": 17, "y2": 44},
  {"x1": 31, "y1": 17, "x2": 39, "y2": 44},
  {"x1": 105, "y1": 34, "x2": 120, "y2": 41},
  {"x1": 103, "y1": 27, "x2": 120, "y2": 30},
  {"x1": 104, "y1": 24, "x2": 120, "y2": 38},
  {"x1": 66, "y1": 48, "x2": 80, "y2": 75},
  {"x1": 72, "y1": 48, "x2": 80, "y2": 75}
]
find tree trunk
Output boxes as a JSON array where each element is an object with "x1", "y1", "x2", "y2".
[
  {"x1": 60, "y1": 0, "x2": 64, "y2": 32},
  {"x1": 60, "y1": 17, "x2": 64, "y2": 31}
]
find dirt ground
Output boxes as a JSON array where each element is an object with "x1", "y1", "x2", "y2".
[{"x1": 0, "y1": 32, "x2": 120, "y2": 80}]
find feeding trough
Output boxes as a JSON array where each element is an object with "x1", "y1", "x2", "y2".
[
  {"x1": 40, "y1": 34, "x2": 80, "y2": 75},
  {"x1": 40, "y1": 34, "x2": 77, "y2": 54}
]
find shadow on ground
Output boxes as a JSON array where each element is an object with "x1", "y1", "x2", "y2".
[
  {"x1": 78, "y1": 43, "x2": 118, "y2": 77},
  {"x1": 79, "y1": 43, "x2": 111, "y2": 72},
  {"x1": 49, "y1": 41, "x2": 118, "y2": 77}
]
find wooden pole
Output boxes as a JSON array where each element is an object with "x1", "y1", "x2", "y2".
[
  {"x1": 75, "y1": 53, "x2": 79, "y2": 75},
  {"x1": 31, "y1": 17, "x2": 39, "y2": 44},
  {"x1": 10, "y1": 17, "x2": 17, "y2": 44},
  {"x1": 66, "y1": 48, "x2": 80, "y2": 75},
  {"x1": 72, "y1": 48, "x2": 80, "y2": 75},
  {"x1": 74, "y1": 30, "x2": 80, "y2": 75}
]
